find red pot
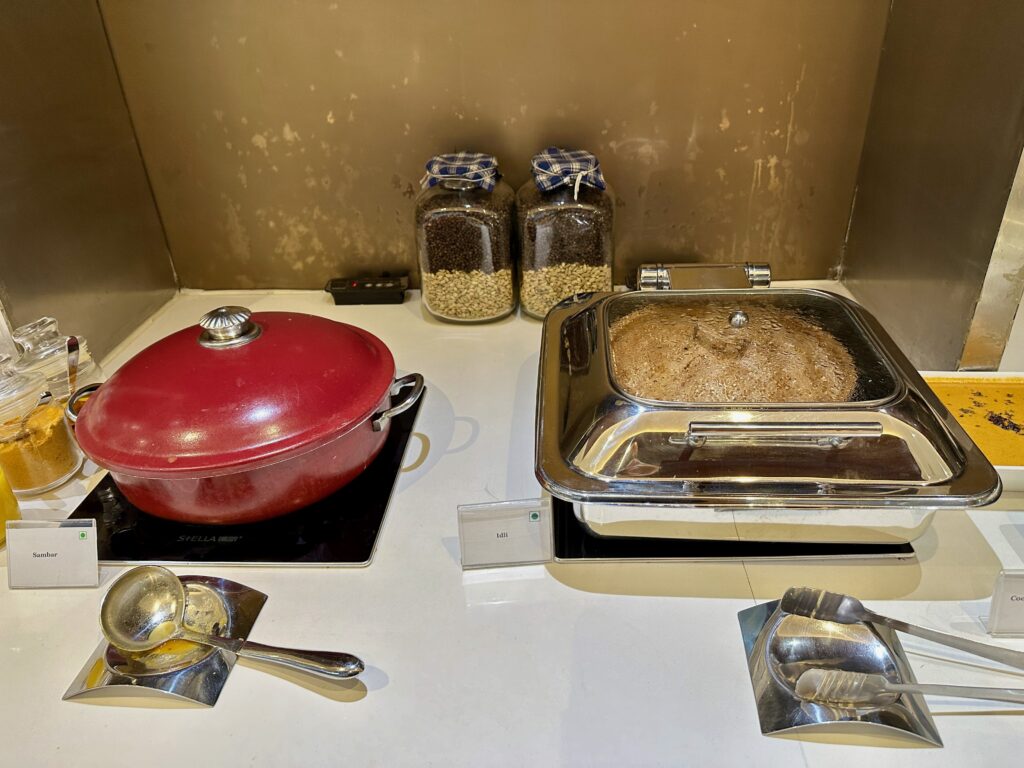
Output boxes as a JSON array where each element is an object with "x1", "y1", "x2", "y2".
[{"x1": 70, "y1": 306, "x2": 423, "y2": 524}]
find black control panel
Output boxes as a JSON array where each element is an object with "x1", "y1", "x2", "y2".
[{"x1": 325, "y1": 274, "x2": 409, "y2": 305}]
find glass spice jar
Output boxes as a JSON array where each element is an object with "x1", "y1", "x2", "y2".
[
  {"x1": 517, "y1": 147, "x2": 614, "y2": 319},
  {"x1": 11, "y1": 318, "x2": 105, "y2": 402},
  {"x1": 0, "y1": 371, "x2": 83, "y2": 495},
  {"x1": 415, "y1": 152, "x2": 516, "y2": 322}
]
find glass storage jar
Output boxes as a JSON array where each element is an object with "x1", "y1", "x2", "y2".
[
  {"x1": 517, "y1": 147, "x2": 614, "y2": 319},
  {"x1": 11, "y1": 318, "x2": 105, "y2": 402},
  {"x1": 12, "y1": 316, "x2": 60, "y2": 348},
  {"x1": 416, "y1": 152, "x2": 516, "y2": 322},
  {"x1": 0, "y1": 371, "x2": 83, "y2": 495}
]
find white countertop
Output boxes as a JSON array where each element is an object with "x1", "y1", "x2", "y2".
[{"x1": 4, "y1": 286, "x2": 1024, "y2": 767}]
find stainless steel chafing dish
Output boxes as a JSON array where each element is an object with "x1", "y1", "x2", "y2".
[{"x1": 535, "y1": 264, "x2": 1002, "y2": 544}]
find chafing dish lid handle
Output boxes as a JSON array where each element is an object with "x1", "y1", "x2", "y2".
[{"x1": 677, "y1": 421, "x2": 884, "y2": 447}]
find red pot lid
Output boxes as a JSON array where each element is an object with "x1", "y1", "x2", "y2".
[{"x1": 76, "y1": 307, "x2": 395, "y2": 477}]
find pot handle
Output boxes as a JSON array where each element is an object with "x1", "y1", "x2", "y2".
[
  {"x1": 372, "y1": 373, "x2": 424, "y2": 432},
  {"x1": 65, "y1": 382, "x2": 103, "y2": 426}
]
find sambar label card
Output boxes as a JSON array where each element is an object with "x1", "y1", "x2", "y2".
[{"x1": 6, "y1": 520, "x2": 99, "y2": 589}]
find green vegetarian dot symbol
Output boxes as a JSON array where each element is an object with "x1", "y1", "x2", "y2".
[{"x1": 79, "y1": 531, "x2": 88, "y2": 540}]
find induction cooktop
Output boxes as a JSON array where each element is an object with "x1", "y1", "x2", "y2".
[
  {"x1": 551, "y1": 498, "x2": 915, "y2": 561},
  {"x1": 68, "y1": 394, "x2": 424, "y2": 567}
]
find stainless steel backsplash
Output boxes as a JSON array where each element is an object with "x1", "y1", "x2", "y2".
[
  {"x1": 0, "y1": 1, "x2": 176, "y2": 360},
  {"x1": 842, "y1": 0, "x2": 1024, "y2": 371}
]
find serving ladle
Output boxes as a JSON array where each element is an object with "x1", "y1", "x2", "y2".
[{"x1": 100, "y1": 565, "x2": 364, "y2": 680}]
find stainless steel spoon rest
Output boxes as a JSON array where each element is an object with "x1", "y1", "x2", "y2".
[
  {"x1": 737, "y1": 600, "x2": 942, "y2": 747},
  {"x1": 64, "y1": 575, "x2": 267, "y2": 707}
]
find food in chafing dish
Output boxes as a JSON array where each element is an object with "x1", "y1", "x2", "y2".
[{"x1": 608, "y1": 302, "x2": 857, "y2": 403}]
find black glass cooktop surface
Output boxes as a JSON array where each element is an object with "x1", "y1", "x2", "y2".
[
  {"x1": 69, "y1": 395, "x2": 423, "y2": 567},
  {"x1": 551, "y1": 498, "x2": 915, "y2": 560}
]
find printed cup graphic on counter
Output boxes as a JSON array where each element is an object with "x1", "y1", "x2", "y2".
[
  {"x1": 517, "y1": 147, "x2": 614, "y2": 319},
  {"x1": 415, "y1": 152, "x2": 516, "y2": 322}
]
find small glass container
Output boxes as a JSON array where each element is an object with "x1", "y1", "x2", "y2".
[
  {"x1": 0, "y1": 371, "x2": 83, "y2": 495},
  {"x1": 13, "y1": 316, "x2": 60, "y2": 347},
  {"x1": 415, "y1": 153, "x2": 516, "y2": 322},
  {"x1": 517, "y1": 148, "x2": 614, "y2": 318},
  {"x1": 11, "y1": 321, "x2": 105, "y2": 402}
]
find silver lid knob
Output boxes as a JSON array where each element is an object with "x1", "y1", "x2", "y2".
[{"x1": 198, "y1": 306, "x2": 262, "y2": 348}]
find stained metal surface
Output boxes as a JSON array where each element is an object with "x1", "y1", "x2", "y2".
[
  {"x1": 842, "y1": 0, "x2": 1024, "y2": 371},
  {"x1": 98, "y1": 0, "x2": 888, "y2": 288},
  {"x1": 960, "y1": 150, "x2": 1024, "y2": 370},
  {"x1": 0, "y1": 1, "x2": 176, "y2": 359}
]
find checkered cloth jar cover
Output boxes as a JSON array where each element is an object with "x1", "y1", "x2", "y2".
[
  {"x1": 530, "y1": 147, "x2": 606, "y2": 199},
  {"x1": 421, "y1": 152, "x2": 500, "y2": 191}
]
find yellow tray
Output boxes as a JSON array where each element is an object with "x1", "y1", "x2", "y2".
[{"x1": 925, "y1": 377, "x2": 1024, "y2": 468}]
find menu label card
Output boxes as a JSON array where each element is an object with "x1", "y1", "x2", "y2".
[
  {"x1": 6, "y1": 520, "x2": 99, "y2": 589},
  {"x1": 458, "y1": 497, "x2": 552, "y2": 569},
  {"x1": 989, "y1": 569, "x2": 1024, "y2": 637}
]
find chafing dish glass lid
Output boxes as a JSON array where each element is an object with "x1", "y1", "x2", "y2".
[
  {"x1": 536, "y1": 289, "x2": 1001, "y2": 508},
  {"x1": 606, "y1": 290, "x2": 896, "y2": 405}
]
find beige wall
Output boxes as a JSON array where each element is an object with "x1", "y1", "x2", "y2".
[
  {"x1": 0, "y1": 1, "x2": 176, "y2": 358},
  {"x1": 99, "y1": 0, "x2": 888, "y2": 288}
]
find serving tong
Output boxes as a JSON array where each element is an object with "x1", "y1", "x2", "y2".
[
  {"x1": 795, "y1": 668, "x2": 1024, "y2": 708},
  {"x1": 782, "y1": 586, "x2": 1024, "y2": 708}
]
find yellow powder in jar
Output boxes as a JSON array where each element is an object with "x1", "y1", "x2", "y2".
[
  {"x1": 0, "y1": 468, "x2": 19, "y2": 545},
  {"x1": 0, "y1": 403, "x2": 80, "y2": 492}
]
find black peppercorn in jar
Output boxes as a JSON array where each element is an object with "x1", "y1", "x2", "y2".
[
  {"x1": 517, "y1": 147, "x2": 613, "y2": 319},
  {"x1": 415, "y1": 152, "x2": 516, "y2": 322}
]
